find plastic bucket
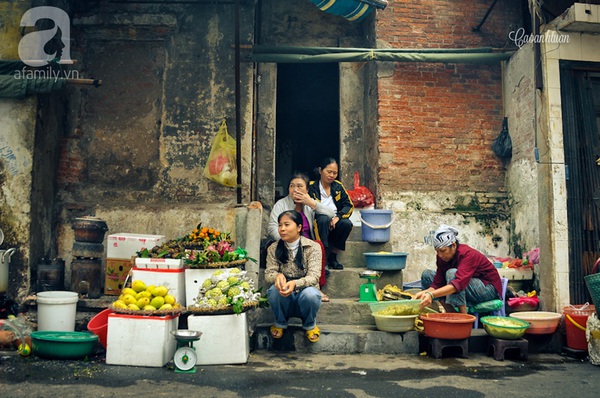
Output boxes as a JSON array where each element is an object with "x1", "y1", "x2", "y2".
[
  {"x1": 87, "y1": 308, "x2": 111, "y2": 348},
  {"x1": 563, "y1": 304, "x2": 596, "y2": 351},
  {"x1": 360, "y1": 209, "x2": 393, "y2": 243},
  {"x1": 36, "y1": 291, "x2": 78, "y2": 331}
]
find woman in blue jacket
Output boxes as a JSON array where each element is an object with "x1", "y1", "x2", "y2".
[{"x1": 308, "y1": 157, "x2": 354, "y2": 270}]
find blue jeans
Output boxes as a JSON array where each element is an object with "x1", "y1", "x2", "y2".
[
  {"x1": 421, "y1": 269, "x2": 499, "y2": 308},
  {"x1": 267, "y1": 285, "x2": 322, "y2": 330}
]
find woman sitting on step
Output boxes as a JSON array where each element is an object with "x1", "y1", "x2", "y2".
[
  {"x1": 415, "y1": 224, "x2": 502, "y2": 314},
  {"x1": 268, "y1": 172, "x2": 334, "y2": 301},
  {"x1": 265, "y1": 210, "x2": 322, "y2": 343}
]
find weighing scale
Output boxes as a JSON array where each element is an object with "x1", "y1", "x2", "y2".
[
  {"x1": 171, "y1": 330, "x2": 202, "y2": 373},
  {"x1": 358, "y1": 270, "x2": 381, "y2": 302}
]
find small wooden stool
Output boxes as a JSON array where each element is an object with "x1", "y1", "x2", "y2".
[
  {"x1": 488, "y1": 337, "x2": 529, "y2": 361},
  {"x1": 428, "y1": 337, "x2": 469, "y2": 359}
]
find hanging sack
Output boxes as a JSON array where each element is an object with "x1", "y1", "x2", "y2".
[
  {"x1": 203, "y1": 119, "x2": 237, "y2": 187},
  {"x1": 491, "y1": 117, "x2": 512, "y2": 158},
  {"x1": 347, "y1": 172, "x2": 374, "y2": 208}
]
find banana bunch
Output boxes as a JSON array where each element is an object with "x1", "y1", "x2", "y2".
[{"x1": 377, "y1": 284, "x2": 415, "y2": 301}]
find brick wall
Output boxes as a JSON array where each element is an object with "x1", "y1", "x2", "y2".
[{"x1": 376, "y1": 0, "x2": 521, "y2": 192}]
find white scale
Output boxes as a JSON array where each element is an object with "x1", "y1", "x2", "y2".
[{"x1": 171, "y1": 330, "x2": 202, "y2": 373}]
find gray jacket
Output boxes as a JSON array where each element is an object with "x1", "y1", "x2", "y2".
[{"x1": 267, "y1": 195, "x2": 335, "y2": 241}]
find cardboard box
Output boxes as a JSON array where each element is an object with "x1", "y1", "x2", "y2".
[
  {"x1": 106, "y1": 313, "x2": 179, "y2": 367},
  {"x1": 134, "y1": 257, "x2": 184, "y2": 270},
  {"x1": 498, "y1": 268, "x2": 534, "y2": 280},
  {"x1": 187, "y1": 313, "x2": 249, "y2": 365},
  {"x1": 107, "y1": 233, "x2": 166, "y2": 259},
  {"x1": 104, "y1": 258, "x2": 133, "y2": 295},
  {"x1": 184, "y1": 269, "x2": 215, "y2": 307},
  {"x1": 132, "y1": 267, "x2": 186, "y2": 306}
]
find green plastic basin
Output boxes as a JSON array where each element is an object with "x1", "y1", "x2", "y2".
[{"x1": 31, "y1": 331, "x2": 98, "y2": 359}]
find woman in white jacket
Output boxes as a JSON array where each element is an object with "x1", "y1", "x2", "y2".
[{"x1": 267, "y1": 172, "x2": 334, "y2": 301}]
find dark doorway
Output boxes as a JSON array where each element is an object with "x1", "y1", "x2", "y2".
[
  {"x1": 275, "y1": 63, "x2": 340, "y2": 199},
  {"x1": 560, "y1": 61, "x2": 600, "y2": 304}
]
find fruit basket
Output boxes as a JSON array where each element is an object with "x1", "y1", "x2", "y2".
[
  {"x1": 420, "y1": 313, "x2": 476, "y2": 339},
  {"x1": 187, "y1": 300, "x2": 259, "y2": 315},
  {"x1": 109, "y1": 305, "x2": 184, "y2": 317},
  {"x1": 509, "y1": 311, "x2": 562, "y2": 334},
  {"x1": 480, "y1": 316, "x2": 530, "y2": 339},
  {"x1": 369, "y1": 300, "x2": 422, "y2": 315}
]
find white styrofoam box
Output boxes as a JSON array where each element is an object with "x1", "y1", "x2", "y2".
[
  {"x1": 132, "y1": 267, "x2": 186, "y2": 306},
  {"x1": 349, "y1": 205, "x2": 374, "y2": 227},
  {"x1": 106, "y1": 313, "x2": 179, "y2": 367},
  {"x1": 187, "y1": 313, "x2": 249, "y2": 365},
  {"x1": 107, "y1": 233, "x2": 166, "y2": 259},
  {"x1": 135, "y1": 257, "x2": 184, "y2": 269},
  {"x1": 185, "y1": 269, "x2": 216, "y2": 306},
  {"x1": 498, "y1": 268, "x2": 534, "y2": 280}
]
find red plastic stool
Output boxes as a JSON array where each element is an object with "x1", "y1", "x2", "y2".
[
  {"x1": 428, "y1": 337, "x2": 469, "y2": 359},
  {"x1": 488, "y1": 337, "x2": 528, "y2": 361}
]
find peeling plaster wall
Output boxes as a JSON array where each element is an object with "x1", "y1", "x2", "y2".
[{"x1": 380, "y1": 191, "x2": 510, "y2": 283}]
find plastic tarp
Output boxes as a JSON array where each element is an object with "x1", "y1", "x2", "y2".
[
  {"x1": 0, "y1": 60, "x2": 67, "y2": 99},
  {"x1": 252, "y1": 46, "x2": 514, "y2": 64}
]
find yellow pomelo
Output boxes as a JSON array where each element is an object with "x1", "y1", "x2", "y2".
[
  {"x1": 143, "y1": 305, "x2": 156, "y2": 311},
  {"x1": 112, "y1": 300, "x2": 127, "y2": 309},
  {"x1": 159, "y1": 303, "x2": 173, "y2": 311},
  {"x1": 136, "y1": 297, "x2": 150, "y2": 308},
  {"x1": 164, "y1": 294, "x2": 176, "y2": 305},
  {"x1": 150, "y1": 296, "x2": 165, "y2": 309},
  {"x1": 145, "y1": 285, "x2": 156, "y2": 293},
  {"x1": 122, "y1": 294, "x2": 137, "y2": 305},
  {"x1": 121, "y1": 288, "x2": 137, "y2": 297},
  {"x1": 132, "y1": 280, "x2": 147, "y2": 293},
  {"x1": 127, "y1": 303, "x2": 140, "y2": 311},
  {"x1": 151, "y1": 286, "x2": 168, "y2": 297},
  {"x1": 136, "y1": 291, "x2": 152, "y2": 299}
]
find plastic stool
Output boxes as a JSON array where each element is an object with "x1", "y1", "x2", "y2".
[
  {"x1": 428, "y1": 338, "x2": 469, "y2": 359},
  {"x1": 488, "y1": 337, "x2": 528, "y2": 361}
]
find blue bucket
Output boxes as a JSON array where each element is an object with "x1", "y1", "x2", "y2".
[{"x1": 360, "y1": 209, "x2": 393, "y2": 243}]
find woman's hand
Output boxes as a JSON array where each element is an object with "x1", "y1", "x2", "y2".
[
  {"x1": 279, "y1": 280, "x2": 297, "y2": 297},
  {"x1": 275, "y1": 273, "x2": 287, "y2": 291},
  {"x1": 291, "y1": 190, "x2": 313, "y2": 207},
  {"x1": 329, "y1": 216, "x2": 339, "y2": 230},
  {"x1": 415, "y1": 290, "x2": 434, "y2": 310}
]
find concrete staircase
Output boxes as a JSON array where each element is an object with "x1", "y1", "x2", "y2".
[{"x1": 251, "y1": 226, "x2": 425, "y2": 354}]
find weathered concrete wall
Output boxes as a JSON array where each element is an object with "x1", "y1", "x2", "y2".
[
  {"x1": 504, "y1": 45, "x2": 540, "y2": 258},
  {"x1": 53, "y1": 2, "x2": 257, "y2": 287}
]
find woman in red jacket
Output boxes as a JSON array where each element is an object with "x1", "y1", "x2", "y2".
[{"x1": 415, "y1": 224, "x2": 502, "y2": 313}]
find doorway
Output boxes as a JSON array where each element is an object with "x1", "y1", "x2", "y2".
[
  {"x1": 560, "y1": 62, "x2": 600, "y2": 304},
  {"x1": 275, "y1": 63, "x2": 340, "y2": 199}
]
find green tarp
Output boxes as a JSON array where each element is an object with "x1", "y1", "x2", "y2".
[
  {"x1": 252, "y1": 45, "x2": 514, "y2": 64},
  {"x1": 0, "y1": 60, "x2": 67, "y2": 99}
]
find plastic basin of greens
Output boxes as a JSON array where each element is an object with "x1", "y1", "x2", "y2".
[
  {"x1": 368, "y1": 300, "x2": 422, "y2": 316},
  {"x1": 480, "y1": 316, "x2": 530, "y2": 339},
  {"x1": 373, "y1": 314, "x2": 418, "y2": 332},
  {"x1": 509, "y1": 311, "x2": 562, "y2": 334},
  {"x1": 31, "y1": 331, "x2": 98, "y2": 359}
]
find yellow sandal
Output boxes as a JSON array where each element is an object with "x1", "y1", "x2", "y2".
[
  {"x1": 305, "y1": 326, "x2": 320, "y2": 343},
  {"x1": 270, "y1": 325, "x2": 283, "y2": 339}
]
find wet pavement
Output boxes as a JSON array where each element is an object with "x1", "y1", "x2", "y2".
[{"x1": 0, "y1": 350, "x2": 598, "y2": 397}]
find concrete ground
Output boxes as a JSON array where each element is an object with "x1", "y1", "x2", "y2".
[{"x1": 1, "y1": 349, "x2": 598, "y2": 398}]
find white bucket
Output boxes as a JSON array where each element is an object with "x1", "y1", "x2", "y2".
[{"x1": 36, "y1": 291, "x2": 79, "y2": 331}]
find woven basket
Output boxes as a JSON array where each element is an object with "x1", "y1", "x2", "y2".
[
  {"x1": 186, "y1": 259, "x2": 247, "y2": 269},
  {"x1": 186, "y1": 300, "x2": 258, "y2": 315},
  {"x1": 109, "y1": 305, "x2": 184, "y2": 317},
  {"x1": 584, "y1": 258, "x2": 600, "y2": 317}
]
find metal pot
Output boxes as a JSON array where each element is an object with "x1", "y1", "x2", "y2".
[
  {"x1": 1, "y1": 248, "x2": 16, "y2": 293},
  {"x1": 72, "y1": 217, "x2": 108, "y2": 243}
]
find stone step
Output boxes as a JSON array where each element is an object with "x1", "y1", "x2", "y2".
[
  {"x1": 322, "y1": 268, "x2": 404, "y2": 299},
  {"x1": 251, "y1": 324, "x2": 492, "y2": 355}
]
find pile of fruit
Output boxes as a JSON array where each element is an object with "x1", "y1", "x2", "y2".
[
  {"x1": 111, "y1": 280, "x2": 182, "y2": 312},
  {"x1": 188, "y1": 268, "x2": 266, "y2": 314},
  {"x1": 137, "y1": 223, "x2": 249, "y2": 267}
]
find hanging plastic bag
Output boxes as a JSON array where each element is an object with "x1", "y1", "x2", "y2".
[
  {"x1": 491, "y1": 117, "x2": 512, "y2": 158},
  {"x1": 347, "y1": 172, "x2": 374, "y2": 208},
  {"x1": 203, "y1": 119, "x2": 237, "y2": 187}
]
